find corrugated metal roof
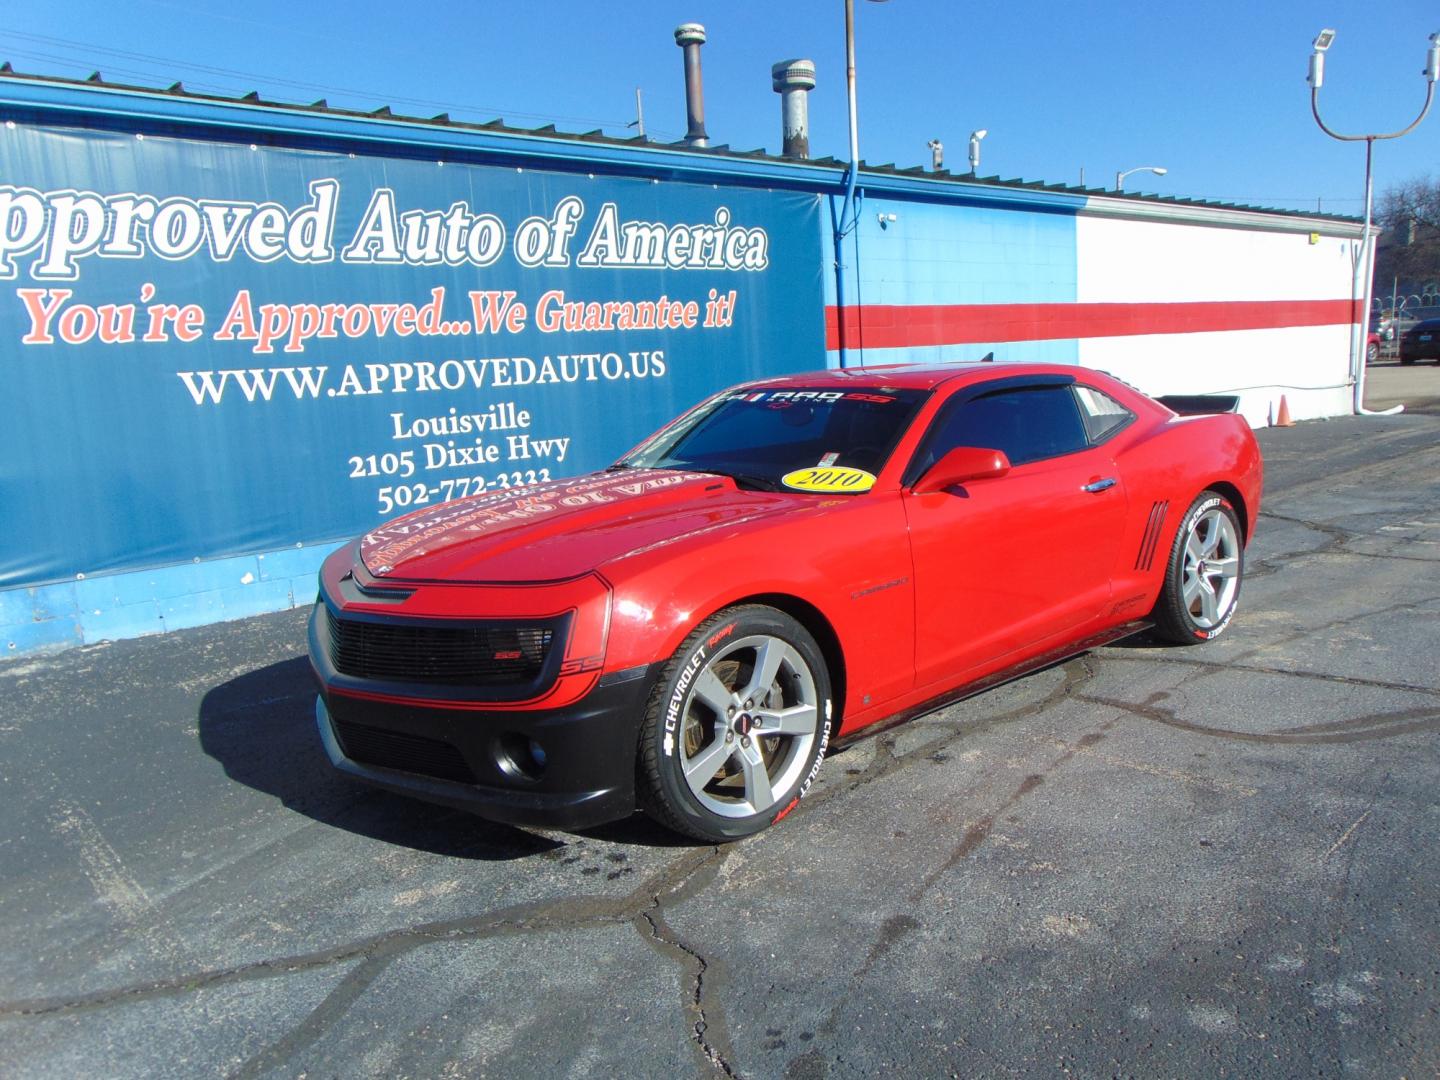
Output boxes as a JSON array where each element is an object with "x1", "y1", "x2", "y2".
[{"x1": 0, "y1": 62, "x2": 1361, "y2": 225}]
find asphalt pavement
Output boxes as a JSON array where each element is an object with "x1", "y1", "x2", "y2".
[
  {"x1": 1366, "y1": 354, "x2": 1440, "y2": 415},
  {"x1": 2, "y1": 394, "x2": 1438, "y2": 1078}
]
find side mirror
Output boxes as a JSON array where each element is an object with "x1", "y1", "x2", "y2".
[{"x1": 912, "y1": 446, "x2": 1011, "y2": 494}]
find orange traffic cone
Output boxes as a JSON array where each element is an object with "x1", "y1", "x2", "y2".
[{"x1": 1273, "y1": 395, "x2": 1295, "y2": 428}]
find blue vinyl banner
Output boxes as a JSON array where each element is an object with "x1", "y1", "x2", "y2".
[{"x1": 0, "y1": 125, "x2": 827, "y2": 586}]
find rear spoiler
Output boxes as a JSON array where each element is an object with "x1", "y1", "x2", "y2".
[{"x1": 1155, "y1": 394, "x2": 1240, "y2": 416}]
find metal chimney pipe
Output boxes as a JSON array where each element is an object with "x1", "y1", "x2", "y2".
[
  {"x1": 771, "y1": 59, "x2": 816, "y2": 159},
  {"x1": 674, "y1": 23, "x2": 709, "y2": 147}
]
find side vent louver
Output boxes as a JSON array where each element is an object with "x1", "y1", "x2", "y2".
[{"x1": 1135, "y1": 501, "x2": 1170, "y2": 571}]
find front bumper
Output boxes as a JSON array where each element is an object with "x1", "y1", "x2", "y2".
[{"x1": 309, "y1": 602, "x2": 658, "y2": 831}]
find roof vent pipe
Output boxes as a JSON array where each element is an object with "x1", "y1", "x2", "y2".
[
  {"x1": 674, "y1": 23, "x2": 709, "y2": 147},
  {"x1": 772, "y1": 59, "x2": 816, "y2": 159}
]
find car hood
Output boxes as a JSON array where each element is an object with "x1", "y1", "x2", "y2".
[{"x1": 359, "y1": 469, "x2": 804, "y2": 583}]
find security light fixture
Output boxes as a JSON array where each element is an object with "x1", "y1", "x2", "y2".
[
  {"x1": 1115, "y1": 165, "x2": 1167, "y2": 191},
  {"x1": 1309, "y1": 29, "x2": 1337, "y2": 88},
  {"x1": 968, "y1": 129, "x2": 987, "y2": 174}
]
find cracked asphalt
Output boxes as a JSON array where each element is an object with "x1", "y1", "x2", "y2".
[{"x1": 2, "y1": 392, "x2": 1439, "y2": 1077}]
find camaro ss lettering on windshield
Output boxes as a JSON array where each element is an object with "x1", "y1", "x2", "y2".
[
  {"x1": 730, "y1": 390, "x2": 846, "y2": 404},
  {"x1": 729, "y1": 390, "x2": 900, "y2": 404}
]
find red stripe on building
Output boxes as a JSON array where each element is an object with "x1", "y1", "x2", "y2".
[{"x1": 824, "y1": 299, "x2": 1358, "y2": 351}]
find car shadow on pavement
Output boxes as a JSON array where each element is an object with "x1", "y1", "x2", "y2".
[
  {"x1": 198, "y1": 657, "x2": 571, "y2": 861},
  {"x1": 1103, "y1": 627, "x2": 1175, "y2": 650}
]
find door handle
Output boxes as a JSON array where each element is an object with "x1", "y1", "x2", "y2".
[{"x1": 1081, "y1": 477, "x2": 1117, "y2": 493}]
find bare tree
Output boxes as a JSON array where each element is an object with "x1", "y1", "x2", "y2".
[{"x1": 1376, "y1": 174, "x2": 1440, "y2": 288}]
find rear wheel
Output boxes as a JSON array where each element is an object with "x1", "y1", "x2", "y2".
[
  {"x1": 1366, "y1": 340, "x2": 1379, "y2": 364},
  {"x1": 1151, "y1": 491, "x2": 1244, "y2": 645},
  {"x1": 1400, "y1": 352, "x2": 1416, "y2": 365},
  {"x1": 637, "y1": 605, "x2": 832, "y2": 841}
]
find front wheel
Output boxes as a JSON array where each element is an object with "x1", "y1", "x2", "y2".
[
  {"x1": 637, "y1": 605, "x2": 832, "y2": 841},
  {"x1": 1151, "y1": 491, "x2": 1244, "y2": 645}
]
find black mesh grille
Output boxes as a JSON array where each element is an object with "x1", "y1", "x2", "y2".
[
  {"x1": 333, "y1": 720, "x2": 476, "y2": 784},
  {"x1": 326, "y1": 610, "x2": 556, "y2": 686}
]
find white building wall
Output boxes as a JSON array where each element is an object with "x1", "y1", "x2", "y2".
[{"x1": 1075, "y1": 208, "x2": 1359, "y2": 425}]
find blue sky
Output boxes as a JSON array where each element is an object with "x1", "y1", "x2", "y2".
[{"x1": 4, "y1": 1, "x2": 1438, "y2": 215}]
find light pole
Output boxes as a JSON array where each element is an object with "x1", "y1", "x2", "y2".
[
  {"x1": 1115, "y1": 165, "x2": 1167, "y2": 191},
  {"x1": 968, "y1": 129, "x2": 987, "y2": 175},
  {"x1": 1309, "y1": 27, "x2": 1439, "y2": 416},
  {"x1": 836, "y1": 0, "x2": 890, "y2": 368}
]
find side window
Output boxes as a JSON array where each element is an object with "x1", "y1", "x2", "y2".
[
  {"x1": 1073, "y1": 385, "x2": 1134, "y2": 443},
  {"x1": 912, "y1": 384, "x2": 1089, "y2": 478}
]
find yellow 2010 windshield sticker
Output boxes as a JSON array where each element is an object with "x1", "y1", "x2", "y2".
[{"x1": 781, "y1": 466, "x2": 876, "y2": 493}]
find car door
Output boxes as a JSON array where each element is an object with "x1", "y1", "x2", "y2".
[{"x1": 901, "y1": 377, "x2": 1129, "y2": 690}]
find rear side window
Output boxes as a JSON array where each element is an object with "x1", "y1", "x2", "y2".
[
  {"x1": 1073, "y1": 385, "x2": 1134, "y2": 443},
  {"x1": 910, "y1": 384, "x2": 1089, "y2": 478}
]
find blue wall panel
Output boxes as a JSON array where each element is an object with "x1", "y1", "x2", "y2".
[
  {"x1": 0, "y1": 541, "x2": 340, "y2": 654},
  {"x1": 856, "y1": 196, "x2": 1078, "y2": 307},
  {"x1": 0, "y1": 123, "x2": 826, "y2": 591},
  {"x1": 826, "y1": 192, "x2": 1081, "y2": 367}
]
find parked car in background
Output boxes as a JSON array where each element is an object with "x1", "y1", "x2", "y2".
[
  {"x1": 308, "y1": 363, "x2": 1263, "y2": 841},
  {"x1": 1390, "y1": 312, "x2": 1423, "y2": 338},
  {"x1": 1398, "y1": 318, "x2": 1440, "y2": 364}
]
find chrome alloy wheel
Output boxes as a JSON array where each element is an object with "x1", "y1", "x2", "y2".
[
  {"x1": 1182, "y1": 507, "x2": 1241, "y2": 629},
  {"x1": 675, "y1": 634, "x2": 820, "y2": 818}
]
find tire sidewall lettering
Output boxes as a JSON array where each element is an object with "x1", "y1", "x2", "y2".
[
  {"x1": 1184, "y1": 495, "x2": 1239, "y2": 639},
  {"x1": 772, "y1": 705, "x2": 831, "y2": 824},
  {"x1": 662, "y1": 642, "x2": 709, "y2": 755}
]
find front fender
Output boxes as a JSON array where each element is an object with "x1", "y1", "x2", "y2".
[{"x1": 600, "y1": 495, "x2": 916, "y2": 719}]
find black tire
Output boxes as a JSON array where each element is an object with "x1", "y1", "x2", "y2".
[
  {"x1": 1366, "y1": 341, "x2": 1379, "y2": 364},
  {"x1": 637, "y1": 605, "x2": 832, "y2": 841},
  {"x1": 1400, "y1": 353, "x2": 1416, "y2": 365},
  {"x1": 1151, "y1": 491, "x2": 1244, "y2": 645}
]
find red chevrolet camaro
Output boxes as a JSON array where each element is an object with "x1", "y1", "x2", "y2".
[{"x1": 309, "y1": 363, "x2": 1262, "y2": 840}]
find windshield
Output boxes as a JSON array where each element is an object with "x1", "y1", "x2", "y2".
[{"x1": 618, "y1": 386, "x2": 929, "y2": 492}]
